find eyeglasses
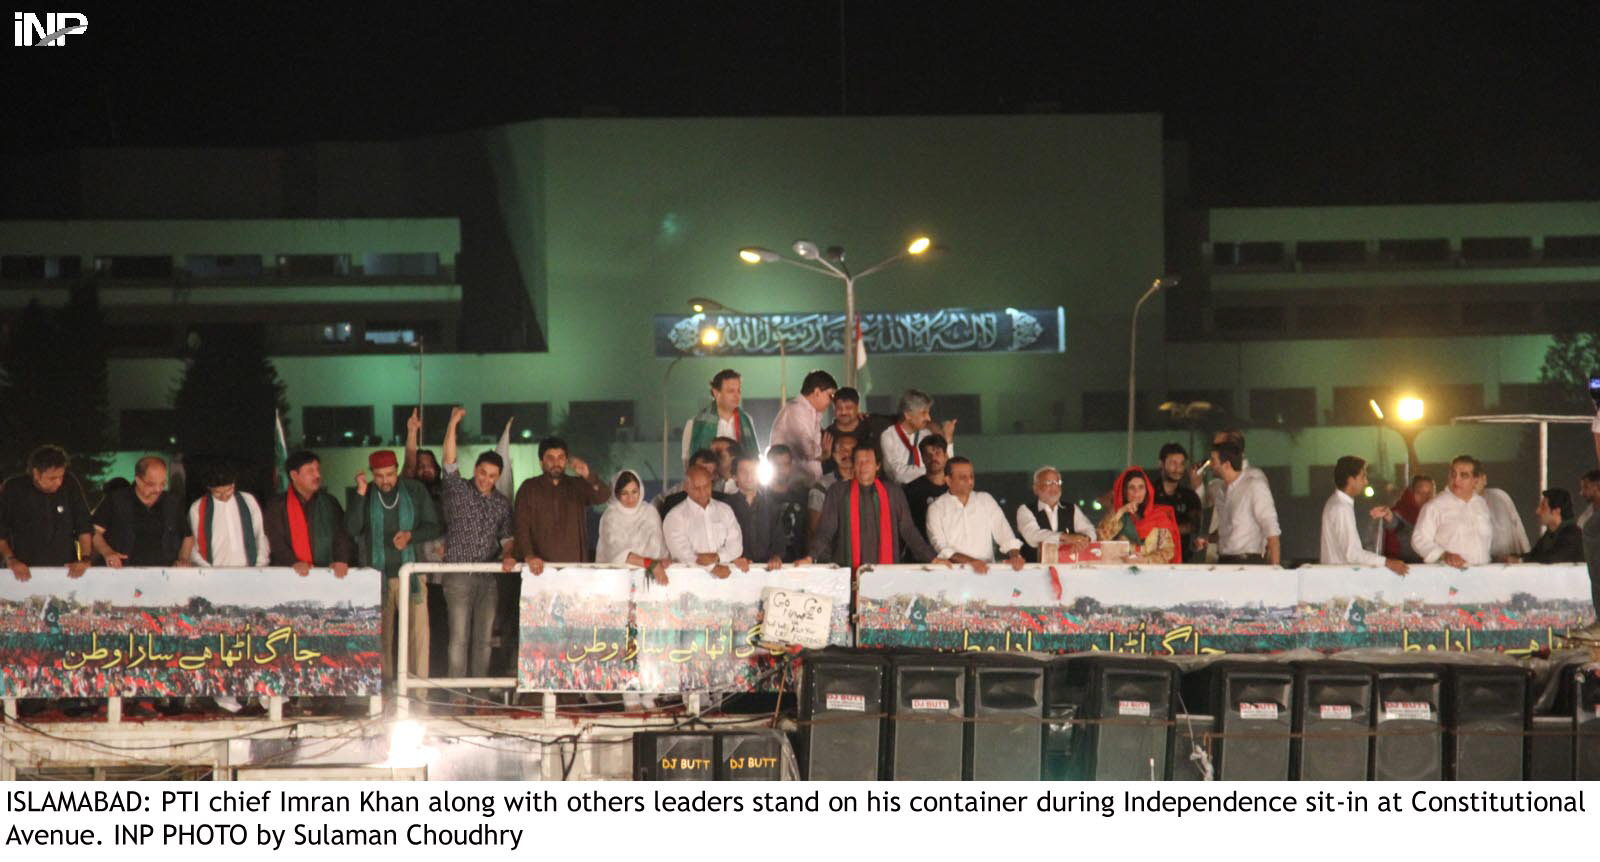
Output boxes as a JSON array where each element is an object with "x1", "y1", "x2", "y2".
[{"x1": 1037, "y1": 479, "x2": 1062, "y2": 486}]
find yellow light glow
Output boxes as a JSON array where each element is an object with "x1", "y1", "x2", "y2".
[
  {"x1": 691, "y1": 303, "x2": 704, "y2": 313},
  {"x1": 1363, "y1": 486, "x2": 1375, "y2": 498},
  {"x1": 907, "y1": 236, "x2": 932, "y2": 255},
  {"x1": 699, "y1": 327, "x2": 722, "y2": 347},
  {"x1": 738, "y1": 249, "x2": 763, "y2": 264},
  {"x1": 1368, "y1": 399, "x2": 1384, "y2": 420},
  {"x1": 1396, "y1": 397, "x2": 1425, "y2": 423}
]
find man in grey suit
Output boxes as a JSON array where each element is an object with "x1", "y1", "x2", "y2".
[{"x1": 798, "y1": 444, "x2": 946, "y2": 569}]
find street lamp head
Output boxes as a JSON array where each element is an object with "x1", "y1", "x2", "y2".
[
  {"x1": 1397, "y1": 396, "x2": 1425, "y2": 423},
  {"x1": 907, "y1": 236, "x2": 932, "y2": 255},
  {"x1": 793, "y1": 240, "x2": 820, "y2": 260},
  {"x1": 738, "y1": 247, "x2": 779, "y2": 264},
  {"x1": 688, "y1": 297, "x2": 723, "y2": 313},
  {"x1": 1369, "y1": 399, "x2": 1385, "y2": 421}
]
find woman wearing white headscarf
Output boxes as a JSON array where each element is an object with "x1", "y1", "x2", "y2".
[{"x1": 596, "y1": 469, "x2": 669, "y2": 581}]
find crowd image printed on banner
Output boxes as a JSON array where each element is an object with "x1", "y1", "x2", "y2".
[
  {"x1": 0, "y1": 567, "x2": 381, "y2": 698},
  {"x1": 855, "y1": 563, "x2": 1594, "y2": 657}
]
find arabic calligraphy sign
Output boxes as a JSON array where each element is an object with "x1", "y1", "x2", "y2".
[
  {"x1": 653, "y1": 308, "x2": 1063, "y2": 357},
  {"x1": 516, "y1": 564, "x2": 851, "y2": 692},
  {"x1": 856, "y1": 563, "x2": 1594, "y2": 656},
  {"x1": 0, "y1": 567, "x2": 381, "y2": 698}
]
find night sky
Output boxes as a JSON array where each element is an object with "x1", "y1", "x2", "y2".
[{"x1": 4, "y1": 1, "x2": 1598, "y2": 206}]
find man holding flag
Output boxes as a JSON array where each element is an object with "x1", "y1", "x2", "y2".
[{"x1": 348, "y1": 449, "x2": 442, "y2": 684}]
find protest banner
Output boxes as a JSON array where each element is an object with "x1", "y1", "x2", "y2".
[
  {"x1": 516, "y1": 564, "x2": 850, "y2": 692},
  {"x1": 0, "y1": 566, "x2": 381, "y2": 698},
  {"x1": 855, "y1": 563, "x2": 1593, "y2": 656}
]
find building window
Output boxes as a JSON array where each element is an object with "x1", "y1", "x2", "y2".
[
  {"x1": 1497, "y1": 383, "x2": 1572, "y2": 414},
  {"x1": 1249, "y1": 388, "x2": 1317, "y2": 428},
  {"x1": 1376, "y1": 302, "x2": 1450, "y2": 333},
  {"x1": 1295, "y1": 240, "x2": 1366, "y2": 266},
  {"x1": 119, "y1": 409, "x2": 178, "y2": 450},
  {"x1": 363, "y1": 320, "x2": 441, "y2": 347},
  {"x1": 930, "y1": 394, "x2": 982, "y2": 435},
  {"x1": 181, "y1": 254, "x2": 263, "y2": 279},
  {"x1": 105, "y1": 324, "x2": 176, "y2": 353},
  {"x1": 1460, "y1": 236, "x2": 1532, "y2": 262},
  {"x1": 1212, "y1": 241, "x2": 1285, "y2": 267},
  {"x1": 565, "y1": 400, "x2": 636, "y2": 442},
  {"x1": 1, "y1": 255, "x2": 82, "y2": 280},
  {"x1": 1377, "y1": 238, "x2": 1450, "y2": 264},
  {"x1": 1462, "y1": 301, "x2": 1532, "y2": 329},
  {"x1": 1295, "y1": 303, "x2": 1366, "y2": 335},
  {"x1": 1543, "y1": 235, "x2": 1600, "y2": 261},
  {"x1": 1082, "y1": 390, "x2": 1150, "y2": 432},
  {"x1": 391, "y1": 404, "x2": 458, "y2": 444},
  {"x1": 319, "y1": 322, "x2": 353, "y2": 343},
  {"x1": 1332, "y1": 386, "x2": 1394, "y2": 426},
  {"x1": 94, "y1": 255, "x2": 172, "y2": 278},
  {"x1": 277, "y1": 254, "x2": 351, "y2": 278},
  {"x1": 362, "y1": 253, "x2": 440, "y2": 277},
  {"x1": 302, "y1": 406, "x2": 374, "y2": 445},
  {"x1": 481, "y1": 402, "x2": 552, "y2": 444},
  {"x1": 1163, "y1": 390, "x2": 1233, "y2": 426}
]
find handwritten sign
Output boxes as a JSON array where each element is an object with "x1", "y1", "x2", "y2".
[
  {"x1": 856, "y1": 563, "x2": 1594, "y2": 657},
  {"x1": 0, "y1": 566, "x2": 381, "y2": 698},
  {"x1": 758, "y1": 588, "x2": 834, "y2": 649}
]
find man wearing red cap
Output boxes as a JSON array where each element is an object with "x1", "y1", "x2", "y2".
[{"x1": 348, "y1": 449, "x2": 442, "y2": 685}]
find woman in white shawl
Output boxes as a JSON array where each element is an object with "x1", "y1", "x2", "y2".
[{"x1": 596, "y1": 469, "x2": 669, "y2": 582}]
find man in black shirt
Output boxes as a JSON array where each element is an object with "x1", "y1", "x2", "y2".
[
  {"x1": 0, "y1": 445, "x2": 93, "y2": 580},
  {"x1": 1519, "y1": 488, "x2": 1585, "y2": 564},
  {"x1": 764, "y1": 445, "x2": 810, "y2": 561},
  {"x1": 92, "y1": 455, "x2": 194, "y2": 568},
  {"x1": 1152, "y1": 442, "x2": 1204, "y2": 561},
  {"x1": 902, "y1": 434, "x2": 949, "y2": 541},
  {"x1": 727, "y1": 454, "x2": 784, "y2": 567}
]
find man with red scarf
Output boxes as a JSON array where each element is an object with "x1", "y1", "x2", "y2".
[
  {"x1": 263, "y1": 450, "x2": 354, "y2": 576},
  {"x1": 800, "y1": 445, "x2": 945, "y2": 569},
  {"x1": 1382, "y1": 474, "x2": 1436, "y2": 563}
]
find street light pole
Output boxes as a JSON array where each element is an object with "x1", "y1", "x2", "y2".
[{"x1": 1126, "y1": 277, "x2": 1175, "y2": 467}]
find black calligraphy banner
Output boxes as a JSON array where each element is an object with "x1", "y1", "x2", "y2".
[{"x1": 654, "y1": 308, "x2": 1064, "y2": 357}]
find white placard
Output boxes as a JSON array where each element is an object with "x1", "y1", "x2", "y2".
[{"x1": 759, "y1": 587, "x2": 834, "y2": 649}]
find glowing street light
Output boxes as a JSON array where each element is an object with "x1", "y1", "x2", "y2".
[
  {"x1": 698, "y1": 325, "x2": 722, "y2": 347},
  {"x1": 737, "y1": 234, "x2": 941, "y2": 389},
  {"x1": 1369, "y1": 399, "x2": 1385, "y2": 421},
  {"x1": 1396, "y1": 397, "x2": 1425, "y2": 423}
]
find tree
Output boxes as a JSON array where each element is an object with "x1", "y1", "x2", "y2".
[
  {"x1": 0, "y1": 286, "x2": 114, "y2": 482},
  {"x1": 171, "y1": 324, "x2": 289, "y2": 500},
  {"x1": 1539, "y1": 332, "x2": 1600, "y2": 412}
]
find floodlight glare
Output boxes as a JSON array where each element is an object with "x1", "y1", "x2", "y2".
[
  {"x1": 1369, "y1": 399, "x2": 1385, "y2": 421},
  {"x1": 793, "y1": 240, "x2": 820, "y2": 259},
  {"x1": 699, "y1": 326, "x2": 722, "y2": 347},
  {"x1": 907, "y1": 236, "x2": 932, "y2": 255}
]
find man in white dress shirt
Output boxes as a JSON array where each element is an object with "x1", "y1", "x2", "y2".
[
  {"x1": 1211, "y1": 442, "x2": 1281, "y2": 564},
  {"x1": 1015, "y1": 466, "x2": 1096, "y2": 563},
  {"x1": 1411, "y1": 455, "x2": 1493, "y2": 569},
  {"x1": 879, "y1": 389, "x2": 956, "y2": 486},
  {"x1": 662, "y1": 465, "x2": 745, "y2": 578},
  {"x1": 1319, "y1": 456, "x2": 1407, "y2": 574},
  {"x1": 188, "y1": 466, "x2": 269, "y2": 567},
  {"x1": 926, "y1": 457, "x2": 1024, "y2": 573},
  {"x1": 1475, "y1": 468, "x2": 1530, "y2": 561},
  {"x1": 767, "y1": 369, "x2": 838, "y2": 484}
]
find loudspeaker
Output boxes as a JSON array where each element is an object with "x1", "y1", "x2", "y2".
[
  {"x1": 1527, "y1": 716, "x2": 1574, "y2": 781},
  {"x1": 1293, "y1": 662, "x2": 1372, "y2": 781},
  {"x1": 1046, "y1": 655, "x2": 1175, "y2": 781},
  {"x1": 1575, "y1": 664, "x2": 1600, "y2": 781},
  {"x1": 799, "y1": 651, "x2": 885, "y2": 780},
  {"x1": 886, "y1": 653, "x2": 967, "y2": 781},
  {"x1": 966, "y1": 654, "x2": 1044, "y2": 781},
  {"x1": 1444, "y1": 665, "x2": 1529, "y2": 781},
  {"x1": 716, "y1": 731, "x2": 785, "y2": 780},
  {"x1": 633, "y1": 732, "x2": 716, "y2": 780},
  {"x1": 1168, "y1": 714, "x2": 1215, "y2": 781},
  {"x1": 1373, "y1": 665, "x2": 1443, "y2": 781},
  {"x1": 1183, "y1": 661, "x2": 1293, "y2": 781}
]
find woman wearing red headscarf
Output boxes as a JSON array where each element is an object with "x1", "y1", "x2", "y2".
[{"x1": 1097, "y1": 467, "x2": 1181, "y2": 563}]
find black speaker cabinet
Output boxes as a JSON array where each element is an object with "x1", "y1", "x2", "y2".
[
  {"x1": 633, "y1": 732, "x2": 717, "y2": 780},
  {"x1": 1293, "y1": 662, "x2": 1373, "y2": 781},
  {"x1": 1575, "y1": 664, "x2": 1600, "y2": 781},
  {"x1": 1373, "y1": 664, "x2": 1443, "y2": 781},
  {"x1": 886, "y1": 653, "x2": 967, "y2": 781},
  {"x1": 1183, "y1": 661, "x2": 1294, "y2": 781},
  {"x1": 1047, "y1": 655, "x2": 1176, "y2": 781},
  {"x1": 716, "y1": 731, "x2": 785, "y2": 780},
  {"x1": 1444, "y1": 665, "x2": 1529, "y2": 781},
  {"x1": 1527, "y1": 715, "x2": 1575, "y2": 781},
  {"x1": 799, "y1": 651, "x2": 886, "y2": 780},
  {"x1": 966, "y1": 654, "x2": 1044, "y2": 781},
  {"x1": 1168, "y1": 714, "x2": 1215, "y2": 781}
]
